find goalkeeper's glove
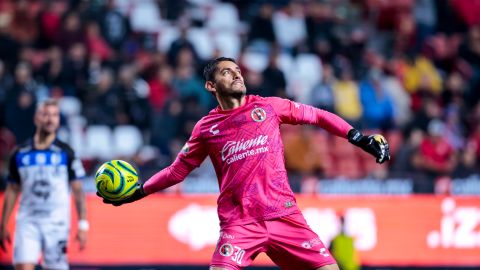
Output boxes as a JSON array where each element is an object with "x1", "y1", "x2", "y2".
[
  {"x1": 98, "y1": 183, "x2": 147, "y2": 207},
  {"x1": 348, "y1": 129, "x2": 391, "y2": 164}
]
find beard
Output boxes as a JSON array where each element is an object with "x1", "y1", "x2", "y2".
[{"x1": 216, "y1": 84, "x2": 246, "y2": 99}]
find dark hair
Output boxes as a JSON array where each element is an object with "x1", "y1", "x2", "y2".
[{"x1": 203, "y1": 57, "x2": 237, "y2": 82}]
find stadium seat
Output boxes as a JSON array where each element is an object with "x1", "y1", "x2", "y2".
[
  {"x1": 187, "y1": 0, "x2": 218, "y2": 7},
  {"x1": 206, "y1": 3, "x2": 240, "y2": 31},
  {"x1": 276, "y1": 53, "x2": 294, "y2": 84},
  {"x1": 85, "y1": 125, "x2": 114, "y2": 160},
  {"x1": 295, "y1": 54, "x2": 322, "y2": 85},
  {"x1": 68, "y1": 115, "x2": 88, "y2": 159},
  {"x1": 130, "y1": 0, "x2": 164, "y2": 33},
  {"x1": 214, "y1": 31, "x2": 241, "y2": 60},
  {"x1": 113, "y1": 125, "x2": 144, "y2": 158},
  {"x1": 289, "y1": 54, "x2": 323, "y2": 103},
  {"x1": 58, "y1": 96, "x2": 82, "y2": 118},
  {"x1": 157, "y1": 25, "x2": 180, "y2": 53},
  {"x1": 187, "y1": 28, "x2": 214, "y2": 60},
  {"x1": 241, "y1": 51, "x2": 269, "y2": 72}
]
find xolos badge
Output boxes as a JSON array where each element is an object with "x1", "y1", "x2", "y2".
[
  {"x1": 219, "y1": 243, "x2": 234, "y2": 256},
  {"x1": 251, "y1": 107, "x2": 266, "y2": 122}
]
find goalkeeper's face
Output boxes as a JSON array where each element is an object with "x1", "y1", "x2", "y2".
[
  {"x1": 206, "y1": 61, "x2": 246, "y2": 98},
  {"x1": 35, "y1": 104, "x2": 60, "y2": 135}
]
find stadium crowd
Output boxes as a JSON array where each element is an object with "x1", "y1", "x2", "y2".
[{"x1": 0, "y1": 0, "x2": 480, "y2": 194}]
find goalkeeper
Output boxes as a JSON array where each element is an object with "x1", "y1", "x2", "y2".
[{"x1": 102, "y1": 57, "x2": 390, "y2": 270}]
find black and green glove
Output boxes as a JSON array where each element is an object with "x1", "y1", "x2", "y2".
[
  {"x1": 348, "y1": 129, "x2": 391, "y2": 164},
  {"x1": 97, "y1": 183, "x2": 147, "y2": 207}
]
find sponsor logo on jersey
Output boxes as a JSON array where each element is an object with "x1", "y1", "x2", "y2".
[
  {"x1": 221, "y1": 135, "x2": 269, "y2": 163},
  {"x1": 251, "y1": 107, "x2": 266, "y2": 122},
  {"x1": 219, "y1": 243, "x2": 234, "y2": 256}
]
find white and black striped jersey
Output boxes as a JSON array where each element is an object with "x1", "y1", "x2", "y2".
[{"x1": 8, "y1": 139, "x2": 86, "y2": 223}]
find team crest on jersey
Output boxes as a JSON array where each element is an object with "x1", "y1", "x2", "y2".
[
  {"x1": 251, "y1": 107, "x2": 267, "y2": 122},
  {"x1": 219, "y1": 243, "x2": 234, "y2": 257}
]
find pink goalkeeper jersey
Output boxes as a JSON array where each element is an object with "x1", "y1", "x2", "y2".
[{"x1": 144, "y1": 95, "x2": 352, "y2": 226}]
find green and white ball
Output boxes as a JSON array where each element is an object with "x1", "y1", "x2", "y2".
[{"x1": 95, "y1": 160, "x2": 138, "y2": 201}]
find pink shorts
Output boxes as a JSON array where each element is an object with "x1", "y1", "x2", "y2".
[{"x1": 210, "y1": 212, "x2": 336, "y2": 270}]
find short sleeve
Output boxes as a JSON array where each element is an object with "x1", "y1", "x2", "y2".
[
  {"x1": 66, "y1": 146, "x2": 86, "y2": 181},
  {"x1": 7, "y1": 149, "x2": 20, "y2": 184}
]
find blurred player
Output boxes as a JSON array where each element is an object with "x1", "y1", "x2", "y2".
[
  {"x1": 103, "y1": 57, "x2": 390, "y2": 270},
  {"x1": 0, "y1": 99, "x2": 88, "y2": 270}
]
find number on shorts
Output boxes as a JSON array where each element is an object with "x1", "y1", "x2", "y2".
[{"x1": 231, "y1": 246, "x2": 245, "y2": 264}]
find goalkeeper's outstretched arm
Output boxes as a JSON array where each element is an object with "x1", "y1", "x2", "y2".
[{"x1": 268, "y1": 96, "x2": 391, "y2": 163}]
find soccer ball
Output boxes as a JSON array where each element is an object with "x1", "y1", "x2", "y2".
[{"x1": 95, "y1": 160, "x2": 138, "y2": 201}]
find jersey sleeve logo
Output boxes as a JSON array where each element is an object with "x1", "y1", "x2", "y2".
[
  {"x1": 251, "y1": 107, "x2": 267, "y2": 122},
  {"x1": 181, "y1": 143, "x2": 190, "y2": 154},
  {"x1": 209, "y1": 124, "x2": 219, "y2": 135}
]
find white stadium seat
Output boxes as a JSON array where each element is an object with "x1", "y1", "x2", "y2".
[
  {"x1": 187, "y1": 28, "x2": 214, "y2": 60},
  {"x1": 59, "y1": 96, "x2": 82, "y2": 117},
  {"x1": 207, "y1": 3, "x2": 240, "y2": 31},
  {"x1": 214, "y1": 31, "x2": 241, "y2": 60},
  {"x1": 113, "y1": 125, "x2": 144, "y2": 158},
  {"x1": 241, "y1": 51, "x2": 269, "y2": 72},
  {"x1": 157, "y1": 25, "x2": 180, "y2": 53},
  {"x1": 85, "y1": 125, "x2": 114, "y2": 160}
]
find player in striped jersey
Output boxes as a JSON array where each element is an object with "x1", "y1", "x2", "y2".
[{"x1": 0, "y1": 99, "x2": 88, "y2": 270}]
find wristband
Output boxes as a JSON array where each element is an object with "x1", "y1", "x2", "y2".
[{"x1": 78, "y1": 219, "x2": 90, "y2": 231}]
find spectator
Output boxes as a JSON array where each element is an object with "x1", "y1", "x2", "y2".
[
  {"x1": 359, "y1": 69, "x2": 394, "y2": 130},
  {"x1": 117, "y1": 64, "x2": 151, "y2": 132},
  {"x1": 391, "y1": 128, "x2": 425, "y2": 177},
  {"x1": 85, "y1": 21, "x2": 112, "y2": 62},
  {"x1": 37, "y1": 0, "x2": 67, "y2": 48},
  {"x1": 83, "y1": 68, "x2": 119, "y2": 127},
  {"x1": 9, "y1": 0, "x2": 38, "y2": 46},
  {"x1": 167, "y1": 24, "x2": 199, "y2": 68},
  {"x1": 261, "y1": 47, "x2": 287, "y2": 98},
  {"x1": 414, "y1": 0, "x2": 437, "y2": 53},
  {"x1": 5, "y1": 91, "x2": 35, "y2": 144},
  {"x1": 412, "y1": 119, "x2": 458, "y2": 193},
  {"x1": 459, "y1": 25, "x2": 480, "y2": 106},
  {"x1": 98, "y1": 0, "x2": 130, "y2": 51},
  {"x1": 55, "y1": 11, "x2": 85, "y2": 53},
  {"x1": 0, "y1": 17, "x2": 20, "y2": 70},
  {"x1": 66, "y1": 42, "x2": 89, "y2": 99},
  {"x1": 248, "y1": 3, "x2": 276, "y2": 45},
  {"x1": 148, "y1": 64, "x2": 173, "y2": 113},
  {"x1": 406, "y1": 97, "x2": 442, "y2": 133},
  {"x1": 329, "y1": 214, "x2": 361, "y2": 270},
  {"x1": 309, "y1": 63, "x2": 336, "y2": 112},
  {"x1": 332, "y1": 67, "x2": 363, "y2": 127},
  {"x1": 0, "y1": 60, "x2": 14, "y2": 127},
  {"x1": 272, "y1": 1, "x2": 308, "y2": 52},
  {"x1": 382, "y1": 60, "x2": 412, "y2": 127},
  {"x1": 171, "y1": 58, "x2": 211, "y2": 110},
  {"x1": 38, "y1": 46, "x2": 73, "y2": 96},
  {"x1": 403, "y1": 55, "x2": 443, "y2": 100}
]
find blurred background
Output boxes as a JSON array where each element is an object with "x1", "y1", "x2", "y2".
[{"x1": 0, "y1": 0, "x2": 479, "y2": 269}]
